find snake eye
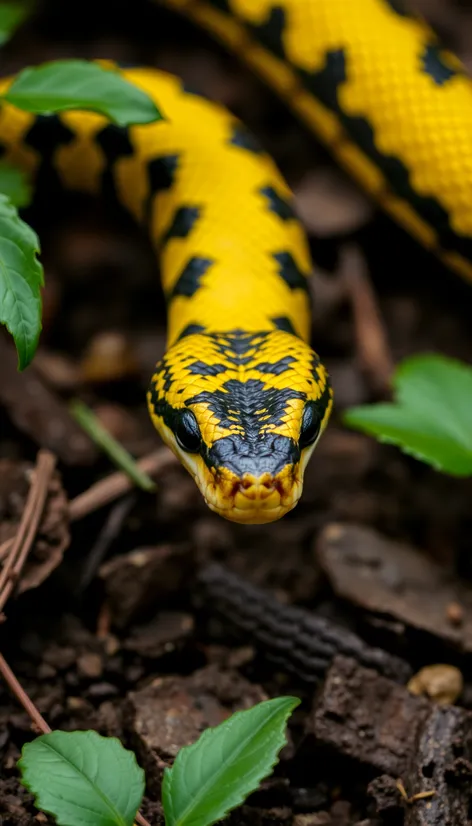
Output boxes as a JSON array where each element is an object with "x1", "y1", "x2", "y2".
[
  {"x1": 175, "y1": 409, "x2": 202, "y2": 453},
  {"x1": 299, "y1": 403, "x2": 321, "y2": 448}
]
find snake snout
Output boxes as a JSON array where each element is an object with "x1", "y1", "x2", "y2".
[
  {"x1": 202, "y1": 433, "x2": 305, "y2": 523},
  {"x1": 238, "y1": 473, "x2": 276, "y2": 497},
  {"x1": 233, "y1": 472, "x2": 282, "y2": 517}
]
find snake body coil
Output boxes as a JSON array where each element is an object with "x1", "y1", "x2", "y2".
[{"x1": 0, "y1": 0, "x2": 471, "y2": 522}]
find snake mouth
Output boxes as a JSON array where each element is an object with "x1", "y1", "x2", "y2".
[{"x1": 203, "y1": 468, "x2": 302, "y2": 524}]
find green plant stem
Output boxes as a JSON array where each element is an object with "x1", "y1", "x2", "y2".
[{"x1": 70, "y1": 400, "x2": 156, "y2": 492}]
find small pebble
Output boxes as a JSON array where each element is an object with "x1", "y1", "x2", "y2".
[
  {"x1": 87, "y1": 682, "x2": 119, "y2": 699},
  {"x1": 408, "y1": 664, "x2": 463, "y2": 705},
  {"x1": 446, "y1": 601, "x2": 464, "y2": 627},
  {"x1": 293, "y1": 815, "x2": 331, "y2": 826},
  {"x1": 80, "y1": 331, "x2": 138, "y2": 383},
  {"x1": 77, "y1": 653, "x2": 103, "y2": 679},
  {"x1": 67, "y1": 696, "x2": 89, "y2": 711},
  {"x1": 37, "y1": 663, "x2": 57, "y2": 680}
]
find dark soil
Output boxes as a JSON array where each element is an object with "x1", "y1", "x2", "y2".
[{"x1": 2, "y1": 1, "x2": 472, "y2": 825}]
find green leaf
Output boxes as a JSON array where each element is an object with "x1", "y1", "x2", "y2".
[
  {"x1": 162, "y1": 696, "x2": 299, "y2": 826},
  {"x1": 4, "y1": 59, "x2": 162, "y2": 125},
  {"x1": 344, "y1": 353, "x2": 472, "y2": 476},
  {"x1": 18, "y1": 730, "x2": 145, "y2": 826},
  {"x1": 0, "y1": 1, "x2": 32, "y2": 46},
  {"x1": 70, "y1": 399, "x2": 156, "y2": 492},
  {"x1": 0, "y1": 193, "x2": 42, "y2": 369},
  {"x1": 0, "y1": 160, "x2": 32, "y2": 207}
]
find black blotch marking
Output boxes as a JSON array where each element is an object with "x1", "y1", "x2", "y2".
[
  {"x1": 24, "y1": 114, "x2": 75, "y2": 155},
  {"x1": 228, "y1": 330, "x2": 262, "y2": 354},
  {"x1": 168, "y1": 256, "x2": 214, "y2": 301},
  {"x1": 271, "y1": 316, "x2": 297, "y2": 336},
  {"x1": 96, "y1": 124, "x2": 134, "y2": 207},
  {"x1": 24, "y1": 115, "x2": 75, "y2": 197},
  {"x1": 163, "y1": 206, "x2": 200, "y2": 243},
  {"x1": 177, "y1": 323, "x2": 206, "y2": 340},
  {"x1": 229, "y1": 124, "x2": 264, "y2": 154},
  {"x1": 145, "y1": 154, "x2": 179, "y2": 221},
  {"x1": 298, "y1": 48, "x2": 347, "y2": 112},
  {"x1": 273, "y1": 252, "x2": 309, "y2": 292},
  {"x1": 187, "y1": 378, "x2": 306, "y2": 438},
  {"x1": 188, "y1": 361, "x2": 227, "y2": 376},
  {"x1": 421, "y1": 43, "x2": 458, "y2": 85},
  {"x1": 206, "y1": 0, "x2": 231, "y2": 10},
  {"x1": 260, "y1": 186, "x2": 295, "y2": 221},
  {"x1": 212, "y1": 330, "x2": 271, "y2": 367},
  {"x1": 96, "y1": 125, "x2": 134, "y2": 160},
  {"x1": 383, "y1": 0, "x2": 408, "y2": 16},
  {"x1": 255, "y1": 355, "x2": 296, "y2": 375},
  {"x1": 249, "y1": 5, "x2": 286, "y2": 60},
  {"x1": 148, "y1": 154, "x2": 179, "y2": 193},
  {"x1": 299, "y1": 48, "x2": 472, "y2": 262}
]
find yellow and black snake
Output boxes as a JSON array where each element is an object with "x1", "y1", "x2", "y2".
[{"x1": 1, "y1": 0, "x2": 471, "y2": 523}]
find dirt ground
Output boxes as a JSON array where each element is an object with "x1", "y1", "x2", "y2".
[{"x1": 2, "y1": 1, "x2": 472, "y2": 824}]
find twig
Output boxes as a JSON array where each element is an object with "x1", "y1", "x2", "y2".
[
  {"x1": 0, "y1": 448, "x2": 176, "y2": 593},
  {"x1": 0, "y1": 540, "x2": 12, "y2": 561},
  {"x1": 78, "y1": 494, "x2": 136, "y2": 591},
  {"x1": 397, "y1": 779, "x2": 436, "y2": 805},
  {"x1": 0, "y1": 651, "x2": 50, "y2": 734},
  {"x1": 341, "y1": 244, "x2": 395, "y2": 396},
  {"x1": 0, "y1": 450, "x2": 56, "y2": 614},
  {"x1": 69, "y1": 447, "x2": 175, "y2": 522}
]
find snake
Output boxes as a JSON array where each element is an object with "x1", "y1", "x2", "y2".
[{"x1": 0, "y1": 0, "x2": 470, "y2": 524}]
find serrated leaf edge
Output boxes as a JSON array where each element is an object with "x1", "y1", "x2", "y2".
[
  {"x1": 18, "y1": 731, "x2": 144, "y2": 826},
  {"x1": 163, "y1": 697, "x2": 299, "y2": 826}
]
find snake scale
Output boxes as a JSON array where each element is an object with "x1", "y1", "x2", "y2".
[{"x1": 1, "y1": 0, "x2": 471, "y2": 523}]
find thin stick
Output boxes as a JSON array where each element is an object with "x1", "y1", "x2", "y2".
[
  {"x1": 78, "y1": 495, "x2": 136, "y2": 591},
  {"x1": 0, "y1": 448, "x2": 176, "y2": 563},
  {"x1": 0, "y1": 451, "x2": 56, "y2": 613},
  {"x1": 342, "y1": 244, "x2": 395, "y2": 396},
  {"x1": 69, "y1": 448, "x2": 175, "y2": 522},
  {"x1": 0, "y1": 540, "x2": 12, "y2": 561},
  {"x1": 0, "y1": 651, "x2": 50, "y2": 734}
]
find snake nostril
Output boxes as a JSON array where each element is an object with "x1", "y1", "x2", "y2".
[
  {"x1": 237, "y1": 476, "x2": 276, "y2": 495},
  {"x1": 262, "y1": 479, "x2": 275, "y2": 490}
]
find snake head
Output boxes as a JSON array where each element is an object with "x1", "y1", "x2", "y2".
[{"x1": 147, "y1": 329, "x2": 332, "y2": 524}]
